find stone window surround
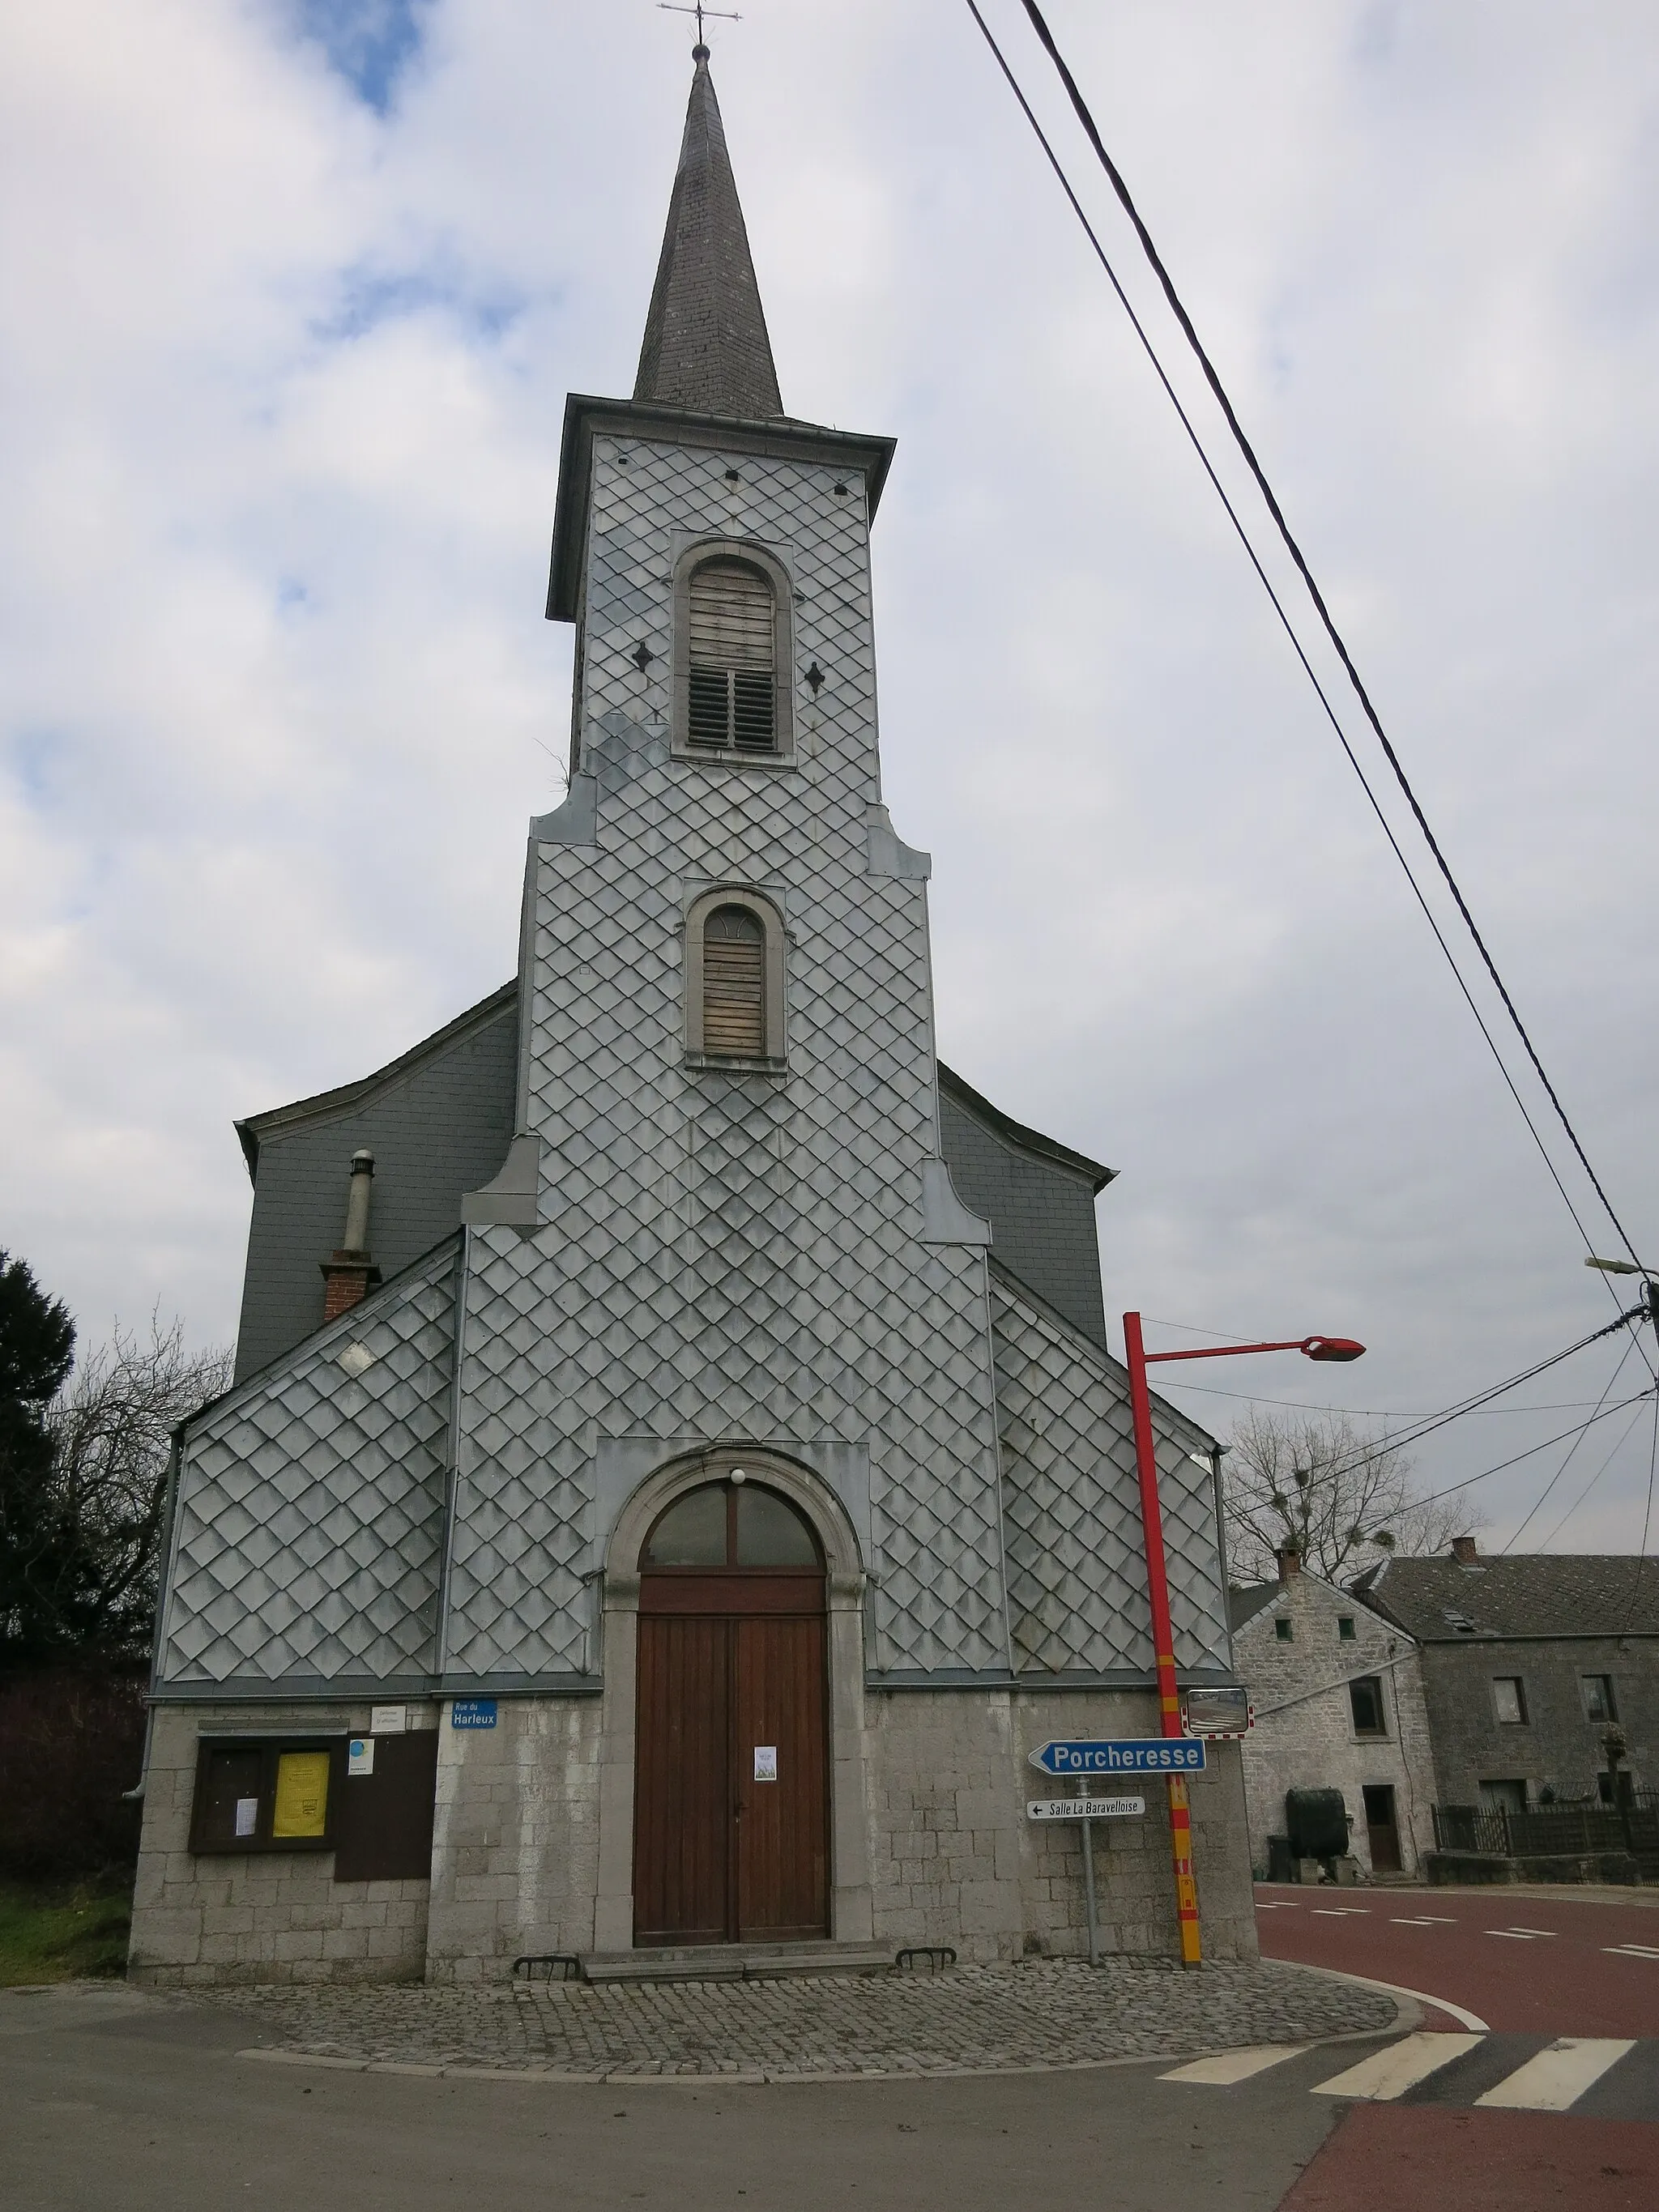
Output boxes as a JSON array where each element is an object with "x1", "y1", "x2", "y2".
[
  {"x1": 1349, "y1": 1673, "x2": 1389, "y2": 1741},
  {"x1": 589, "y1": 1445, "x2": 872, "y2": 1954},
  {"x1": 1491, "y1": 1673, "x2": 1529, "y2": 1726},
  {"x1": 669, "y1": 534, "x2": 796, "y2": 765},
  {"x1": 681, "y1": 883, "x2": 788, "y2": 1070}
]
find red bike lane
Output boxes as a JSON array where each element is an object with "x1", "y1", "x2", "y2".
[
  {"x1": 1254, "y1": 1881, "x2": 1659, "y2": 2035},
  {"x1": 1257, "y1": 1885, "x2": 1659, "y2": 2209}
]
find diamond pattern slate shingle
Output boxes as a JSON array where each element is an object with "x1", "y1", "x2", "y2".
[
  {"x1": 633, "y1": 52, "x2": 783, "y2": 421},
  {"x1": 442, "y1": 432, "x2": 1011, "y2": 1679},
  {"x1": 992, "y1": 1270, "x2": 1230, "y2": 1677},
  {"x1": 156, "y1": 424, "x2": 1231, "y2": 1698},
  {"x1": 157, "y1": 1242, "x2": 457, "y2": 1685}
]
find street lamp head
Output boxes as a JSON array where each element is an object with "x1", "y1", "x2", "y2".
[{"x1": 1301, "y1": 1336, "x2": 1365, "y2": 1362}]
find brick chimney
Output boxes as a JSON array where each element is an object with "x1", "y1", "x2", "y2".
[
  {"x1": 1451, "y1": 1534, "x2": 1479, "y2": 1565},
  {"x1": 321, "y1": 1150, "x2": 380, "y2": 1321},
  {"x1": 1276, "y1": 1545, "x2": 1301, "y2": 1583}
]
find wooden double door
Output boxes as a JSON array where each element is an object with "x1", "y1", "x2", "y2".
[{"x1": 633, "y1": 1582, "x2": 830, "y2": 1946}]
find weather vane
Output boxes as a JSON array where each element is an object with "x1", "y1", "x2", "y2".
[{"x1": 658, "y1": 2, "x2": 741, "y2": 48}]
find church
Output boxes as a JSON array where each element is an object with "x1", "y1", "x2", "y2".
[{"x1": 129, "y1": 49, "x2": 1254, "y2": 1984}]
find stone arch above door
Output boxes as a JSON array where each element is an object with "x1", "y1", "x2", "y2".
[{"x1": 591, "y1": 1443, "x2": 872, "y2": 1955}]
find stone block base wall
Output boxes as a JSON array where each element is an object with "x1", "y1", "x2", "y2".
[
  {"x1": 424, "y1": 1695, "x2": 605, "y2": 1984},
  {"x1": 127, "y1": 1702, "x2": 437, "y2": 1988},
  {"x1": 131, "y1": 1683, "x2": 1256, "y2": 1984},
  {"x1": 866, "y1": 1686, "x2": 1257, "y2": 1965}
]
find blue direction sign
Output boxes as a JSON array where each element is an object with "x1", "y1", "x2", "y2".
[
  {"x1": 1028, "y1": 1737, "x2": 1205, "y2": 1777},
  {"x1": 450, "y1": 1698, "x2": 497, "y2": 1729}
]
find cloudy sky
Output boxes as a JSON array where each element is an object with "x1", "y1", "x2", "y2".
[{"x1": 5, "y1": 0, "x2": 1659, "y2": 1553}]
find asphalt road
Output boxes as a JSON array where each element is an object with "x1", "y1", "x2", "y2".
[
  {"x1": 1253, "y1": 1882, "x2": 1659, "y2": 2208},
  {"x1": 1254, "y1": 1881, "x2": 1659, "y2": 2035},
  {"x1": 0, "y1": 1980, "x2": 1358, "y2": 2212}
]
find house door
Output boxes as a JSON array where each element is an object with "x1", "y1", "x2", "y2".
[
  {"x1": 1362, "y1": 1784, "x2": 1402, "y2": 1873},
  {"x1": 633, "y1": 1479, "x2": 830, "y2": 1946}
]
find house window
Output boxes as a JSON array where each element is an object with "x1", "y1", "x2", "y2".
[
  {"x1": 188, "y1": 1737, "x2": 344, "y2": 1855},
  {"x1": 1349, "y1": 1676, "x2": 1388, "y2": 1737},
  {"x1": 687, "y1": 557, "x2": 778, "y2": 753},
  {"x1": 1337, "y1": 1616, "x2": 1356, "y2": 1642},
  {"x1": 1581, "y1": 1673, "x2": 1618, "y2": 1723},
  {"x1": 1275, "y1": 1617, "x2": 1293, "y2": 1643},
  {"x1": 1492, "y1": 1676, "x2": 1528, "y2": 1726}
]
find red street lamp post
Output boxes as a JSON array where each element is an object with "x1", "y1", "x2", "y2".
[{"x1": 1122, "y1": 1314, "x2": 1366, "y2": 1968}]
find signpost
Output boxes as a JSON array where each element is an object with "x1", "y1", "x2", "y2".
[
  {"x1": 1027, "y1": 1737, "x2": 1205, "y2": 1777},
  {"x1": 1023, "y1": 1760, "x2": 1162, "y2": 1966},
  {"x1": 1026, "y1": 1795, "x2": 1145, "y2": 1820}
]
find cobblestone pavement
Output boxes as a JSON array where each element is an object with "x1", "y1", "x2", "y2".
[{"x1": 198, "y1": 1958, "x2": 1400, "y2": 2079}]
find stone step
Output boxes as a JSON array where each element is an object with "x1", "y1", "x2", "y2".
[{"x1": 580, "y1": 1941, "x2": 894, "y2": 1984}]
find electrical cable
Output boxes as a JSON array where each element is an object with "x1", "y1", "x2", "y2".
[
  {"x1": 1005, "y1": 0, "x2": 1644, "y2": 1274},
  {"x1": 1404, "y1": 1388, "x2": 1654, "y2": 1515},
  {"x1": 1537, "y1": 1404, "x2": 1646, "y2": 1549},
  {"x1": 1501, "y1": 1335, "x2": 1638, "y2": 1551},
  {"x1": 1158, "y1": 1305, "x2": 1647, "y2": 1484}
]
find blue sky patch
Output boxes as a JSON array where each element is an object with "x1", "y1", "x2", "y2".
[{"x1": 290, "y1": 0, "x2": 432, "y2": 116}]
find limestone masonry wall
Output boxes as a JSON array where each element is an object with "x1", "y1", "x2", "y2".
[{"x1": 128, "y1": 1702, "x2": 438, "y2": 1988}]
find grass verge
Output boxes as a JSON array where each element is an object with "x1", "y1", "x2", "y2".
[{"x1": 0, "y1": 1875, "x2": 133, "y2": 1986}]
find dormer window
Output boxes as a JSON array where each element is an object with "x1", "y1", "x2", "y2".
[{"x1": 672, "y1": 540, "x2": 794, "y2": 762}]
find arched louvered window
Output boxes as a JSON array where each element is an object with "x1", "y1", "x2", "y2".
[
  {"x1": 702, "y1": 905, "x2": 767, "y2": 1057},
  {"x1": 687, "y1": 558, "x2": 777, "y2": 753}
]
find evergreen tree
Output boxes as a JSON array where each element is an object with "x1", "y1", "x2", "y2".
[{"x1": 0, "y1": 1251, "x2": 77, "y2": 1666}]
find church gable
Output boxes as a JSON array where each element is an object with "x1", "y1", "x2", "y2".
[
  {"x1": 991, "y1": 1265, "x2": 1229, "y2": 1679},
  {"x1": 232, "y1": 986, "x2": 517, "y2": 1382},
  {"x1": 158, "y1": 1240, "x2": 458, "y2": 1690}
]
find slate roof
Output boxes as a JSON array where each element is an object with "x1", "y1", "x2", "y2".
[
  {"x1": 633, "y1": 49, "x2": 783, "y2": 420},
  {"x1": 1228, "y1": 1583, "x2": 1282, "y2": 1634},
  {"x1": 1350, "y1": 1553, "x2": 1659, "y2": 1640}
]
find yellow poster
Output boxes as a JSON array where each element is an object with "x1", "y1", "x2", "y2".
[{"x1": 271, "y1": 1750, "x2": 331, "y2": 1839}]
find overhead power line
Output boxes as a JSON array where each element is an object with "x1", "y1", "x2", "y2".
[{"x1": 964, "y1": 0, "x2": 1644, "y2": 1275}]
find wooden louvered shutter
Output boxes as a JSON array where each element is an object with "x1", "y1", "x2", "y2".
[
  {"x1": 688, "y1": 560, "x2": 776, "y2": 752},
  {"x1": 703, "y1": 906, "x2": 766, "y2": 1057}
]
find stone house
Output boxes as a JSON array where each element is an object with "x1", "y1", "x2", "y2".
[
  {"x1": 1230, "y1": 1550, "x2": 1435, "y2": 1877},
  {"x1": 1350, "y1": 1537, "x2": 1659, "y2": 1814},
  {"x1": 127, "y1": 48, "x2": 1255, "y2": 1988}
]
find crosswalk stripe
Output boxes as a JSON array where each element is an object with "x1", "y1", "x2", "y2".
[
  {"x1": 1311, "y1": 2032, "x2": 1483, "y2": 2101},
  {"x1": 1159, "y1": 2045, "x2": 1306, "y2": 2085},
  {"x1": 1475, "y1": 2037, "x2": 1636, "y2": 2111}
]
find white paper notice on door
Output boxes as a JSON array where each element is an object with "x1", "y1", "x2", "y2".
[
  {"x1": 753, "y1": 1745, "x2": 778, "y2": 1782},
  {"x1": 234, "y1": 1797, "x2": 258, "y2": 1838}
]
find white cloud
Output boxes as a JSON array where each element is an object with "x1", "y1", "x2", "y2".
[{"x1": 3, "y1": 0, "x2": 1657, "y2": 1551}]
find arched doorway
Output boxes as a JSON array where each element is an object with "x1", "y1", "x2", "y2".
[{"x1": 633, "y1": 1476, "x2": 830, "y2": 1946}]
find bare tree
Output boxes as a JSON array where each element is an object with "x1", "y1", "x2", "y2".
[
  {"x1": 1, "y1": 1316, "x2": 231, "y2": 1667},
  {"x1": 1222, "y1": 1405, "x2": 1485, "y2": 1585}
]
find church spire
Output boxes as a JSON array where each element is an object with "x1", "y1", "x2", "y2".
[{"x1": 633, "y1": 46, "x2": 783, "y2": 420}]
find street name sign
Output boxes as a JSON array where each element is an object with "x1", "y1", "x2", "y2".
[
  {"x1": 1028, "y1": 1737, "x2": 1206, "y2": 1776},
  {"x1": 1027, "y1": 1796, "x2": 1145, "y2": 1821}
]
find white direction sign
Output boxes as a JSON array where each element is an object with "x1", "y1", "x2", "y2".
[{"x1": 1027, "y1": 1796, "x2": 1145, "y2": 1822}]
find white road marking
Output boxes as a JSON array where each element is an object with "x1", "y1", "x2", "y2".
[
  {"x1": 1255, "y1": 1900, "x2": 1299, "y2": 1910},
  {"x1": 1476, "y1": 2037, "x2": 1636, "y2": 2112},
  {"x1": 1311, "y1": 1907, "x2": 1371, "y2": 1916},
  {"x1": 1312, "y1": 2032, "x2": 1483, "y2": 2101},
  {"x1": 1391, "y1": 1916, "x2": 1445, "y2": 1926},
  {"x1": 1486, "y1": 1928, "x2": 1559, "y2": 1940},
  {"x1": 1604, "y1": 1943, "x2": 1659, "y2": 1960},
  {"x1": 1159, "y1": 2045, "x2": 1306, "y2": 2085}
]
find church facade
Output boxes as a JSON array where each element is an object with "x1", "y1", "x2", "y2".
[{"x1": 129, "y1": 52, "x2": 1254, "y2": 1985}]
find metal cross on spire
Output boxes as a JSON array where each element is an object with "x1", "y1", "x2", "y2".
[{"x1": 657, "y1": 2, "x2": 742, "y2": 51}]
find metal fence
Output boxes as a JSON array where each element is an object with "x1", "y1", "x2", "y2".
[{"x1": 1433, "y1": 1795, "x2": 1659, "y2": 1860}]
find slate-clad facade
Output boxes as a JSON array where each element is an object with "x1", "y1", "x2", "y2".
[{"x1": 130, "y1": 49, "x2": 1253, "y2": 1984}]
